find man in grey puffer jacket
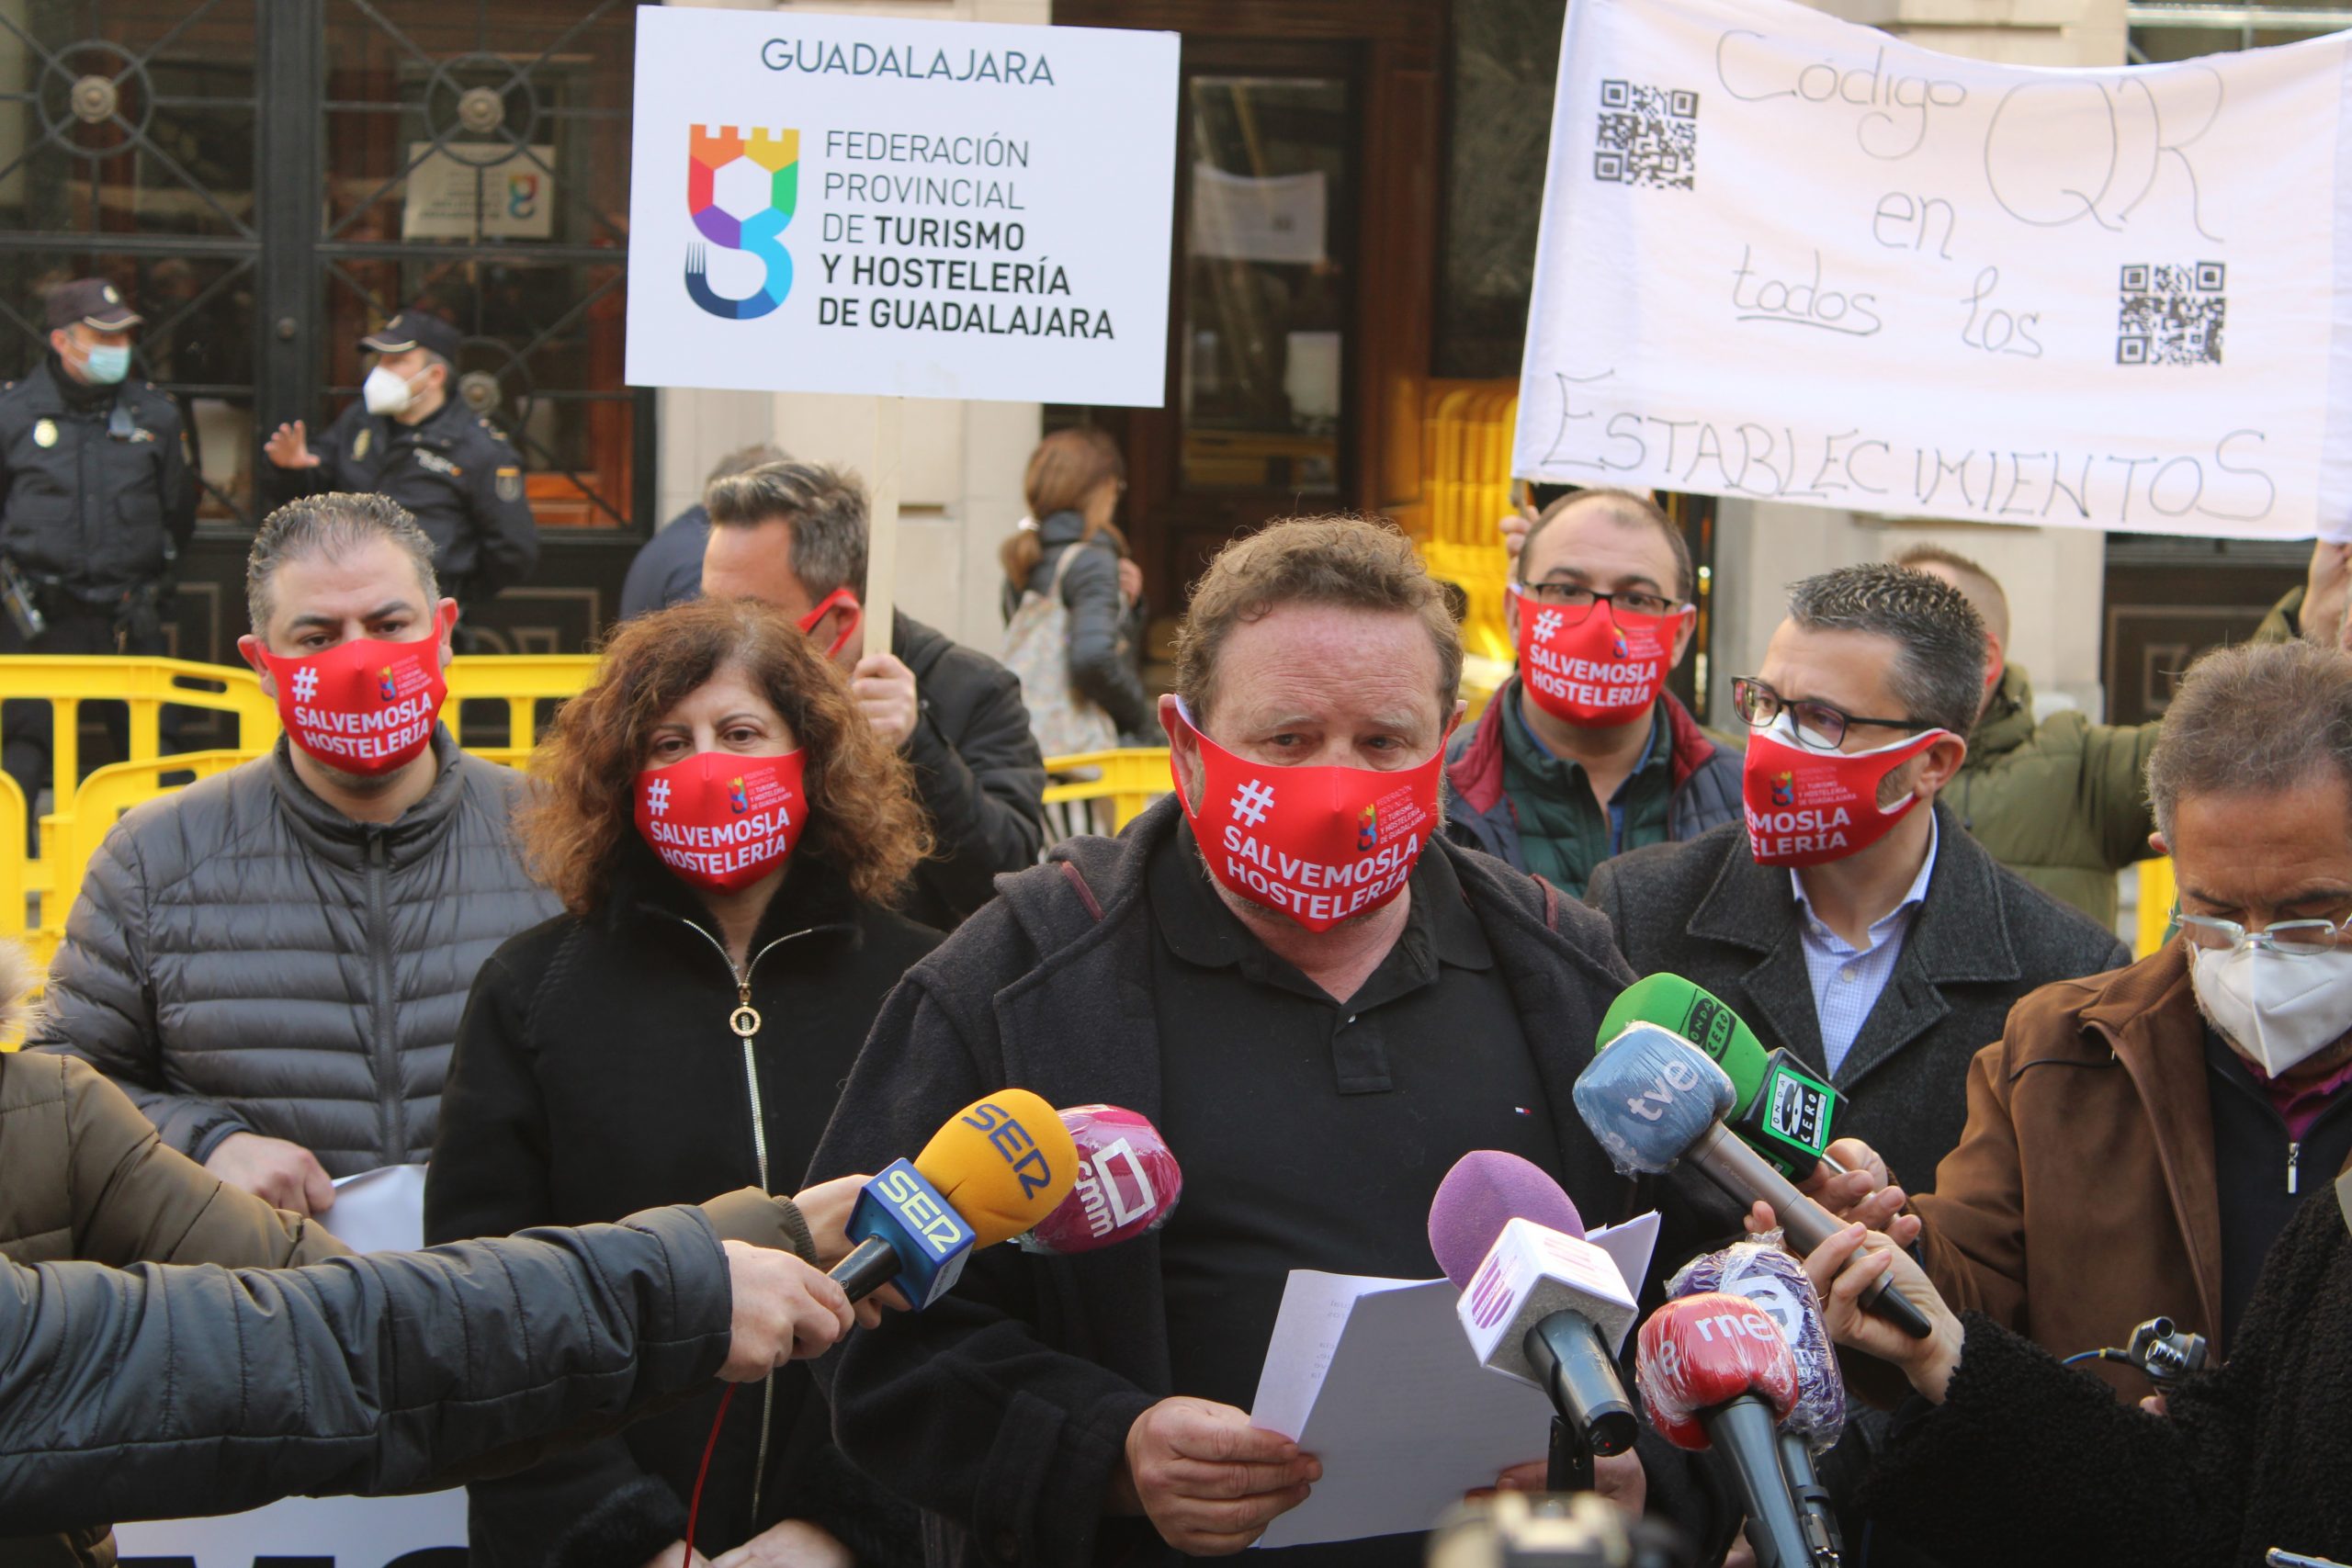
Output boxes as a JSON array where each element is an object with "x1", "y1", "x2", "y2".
[{"x1": 29, "y1": 492, "x2": 560, "y2": 1214}]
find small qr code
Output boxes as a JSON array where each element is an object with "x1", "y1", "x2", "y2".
[
  {"x1": 2116, "y1": 261, "x2": 2225, "y2": 367},
  {"x1": 1594, "y1": 80, "x2": 1697, "y2": 191}
]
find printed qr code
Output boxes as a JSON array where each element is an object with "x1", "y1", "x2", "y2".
[
  {"x1": 2116, "y1": 261, "x2": 2225, "y2": 367},
  {"x1": 1594, "y1": 80, "x2": 1697, "y2": 191}
]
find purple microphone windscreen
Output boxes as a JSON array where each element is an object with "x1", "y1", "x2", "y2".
[
  {"x1": 1427, "y1": 1149, "x2": 1587, "y2": 1290},
  {"x1": 1573, "y1": 1023, "x2": 1739, "y2": 1176}
]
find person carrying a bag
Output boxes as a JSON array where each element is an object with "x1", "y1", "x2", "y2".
[{"x1": 1000, "y1": 427, "x2": 1151, "y2": 839}]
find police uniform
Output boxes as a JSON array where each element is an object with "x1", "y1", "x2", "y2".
[
  {"x1": 268, "y1": 310, "x2": 538, "y2": 616},
  {"x1": 0, "y1": 279, "x2": 195, "y2": 825}
]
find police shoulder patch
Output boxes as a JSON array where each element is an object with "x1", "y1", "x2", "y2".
[{"x1": 495, "y1": 465, "x2": 523, "y2": 502}]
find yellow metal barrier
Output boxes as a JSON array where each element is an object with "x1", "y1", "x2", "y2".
[
  {"x1": 446, "y1": 655, "x2": 602, "y2": 750},
  {"x1": 34, "y1": 751, "x2": 255, "y2": 968},
  {"x1": 2136, "y1": 856, "x2": 2177, "y2": 960},
  {"x1": 1418, "y1": 379, "x2": 1521, "y2": 671},
  {"x1": 1040, "y1": 747, "x2": 1170, "y2": 830}
]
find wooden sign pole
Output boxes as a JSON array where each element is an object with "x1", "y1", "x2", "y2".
[{"x1": 862, "y1": 394, "x2": 905, "y2": 663}]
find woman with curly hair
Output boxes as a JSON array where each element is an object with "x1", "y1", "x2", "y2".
[{"x1": 426, "y1": 597, "x2": 941, "y2": 1568}]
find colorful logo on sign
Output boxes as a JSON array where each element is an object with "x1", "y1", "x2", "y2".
[
  {"x1": 507, "y1": 172, "x2": 541, "y2": 220},
  {"x1": 686, "y1": 125, "x2": 798, "y2": 320}
]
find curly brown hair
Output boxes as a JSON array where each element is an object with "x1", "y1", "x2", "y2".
[{"x1": 518, "y1": 598, "x2": 931, "y2": 914}]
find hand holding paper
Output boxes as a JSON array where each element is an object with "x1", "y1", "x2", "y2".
[{"x1": 1121, "y1": 1396, "x2": 1320, "y2": 1555}]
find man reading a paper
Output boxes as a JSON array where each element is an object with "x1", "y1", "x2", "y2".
[{"x1": 812, "y1": 517, "x2": 1713, "y2": 1566}]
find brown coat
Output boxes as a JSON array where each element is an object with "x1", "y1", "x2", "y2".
[{"x1": 1912, "y1": 942, "x2": 2229, "y2": 1398}]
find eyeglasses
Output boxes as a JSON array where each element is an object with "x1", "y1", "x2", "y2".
[
  {"x1": 2172, "y1": 905, "x2": 2352, "y2": 957},
  {"x1": 1513, "y1": 581, "x2": 1681, "y2": 621},
  {"x1": 1731, "y1": 676, "x2": 1933, "y2": 753}
]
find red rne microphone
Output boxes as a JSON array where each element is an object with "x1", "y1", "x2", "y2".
[
  {"x1": 1636, "y1": 1294, "x2": 1819, "y2": 1568},
  {"x1": 1014, "y1": 1105, "x2": 1182, "y2": 1256}
]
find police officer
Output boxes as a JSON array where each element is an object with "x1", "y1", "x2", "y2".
[
  {"x1": 0, "y1": 278, "x2": 196, "y2": 832},
  {"x1": 263, "y1": 308, "x2": 537, "y2": 636}
]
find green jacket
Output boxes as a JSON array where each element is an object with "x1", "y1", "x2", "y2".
[
  {"x1": 2256, "y1": 584, "x2": 2302, "y2": 645},
  {"x1": 1948, "y1": 666, "x2": 2159, "y2": 929}
]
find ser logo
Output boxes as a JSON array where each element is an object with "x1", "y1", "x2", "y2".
[
  {"x1": 875, "y1": 1166, "x2": 971, "y2": 1258},
  {"x1": 685, "y1": 125, "x2": 799, "y2": 320},
  {"x1": 962, "y1": 1100, "x2": 1057, "y2": 1198}
]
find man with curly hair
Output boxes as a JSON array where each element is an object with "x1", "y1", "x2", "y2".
[{"x1": 28, "y1": 492, "x2": 560, "y2": 1214}]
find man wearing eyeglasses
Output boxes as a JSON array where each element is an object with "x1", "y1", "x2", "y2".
[
  {"x1": 1816, "y1": 637, "x2": 2352, "y2": 1398},
  {"x1": 1585, "y1": 562, "x2": 2128, "y2": 1193},
  {"x1": 1445, "y1": 489, "x2": 1742, "y2": 896}
]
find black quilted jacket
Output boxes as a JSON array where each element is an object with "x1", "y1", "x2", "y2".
[{"x1": 28, "y1": 728, "x2": 560, "y2": 1173}]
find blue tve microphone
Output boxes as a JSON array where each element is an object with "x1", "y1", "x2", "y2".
[
  {"x1": 834, "y1": 1089, "x2": 1078, "y2": 1310},
  {"x1": 1575, "y1": 1024, "x2": 1931, "y2": 1339}
]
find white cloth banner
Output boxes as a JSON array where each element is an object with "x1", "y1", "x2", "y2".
[
  {"x1": 626, "y1": 9, "x2": 1179, "y2": 406},
  {"x1": 1513, "y1": 0, "x2": 2352, "y2": 540}
]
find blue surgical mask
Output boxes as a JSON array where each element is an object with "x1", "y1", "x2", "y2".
[{"x1": 81, "y1": 344, "x2": 130, "y2": 385}]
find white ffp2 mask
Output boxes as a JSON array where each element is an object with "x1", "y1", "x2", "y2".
[
  {"x1": 362, "y1": 365, "x2": 417, "y2": 417},
  {"x1": 2189, "y1": 942, "x2": 2352, "y2": 1078}
]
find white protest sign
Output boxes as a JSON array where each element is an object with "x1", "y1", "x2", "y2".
[
  {"x1": 113, "y1": 1168, "x2": 467, "y2": 1568},
  {"x1": 626, "y1": 8, "x2": 1179, "y2": 406},
  {"x1": 1514, "y1": 0, "x2": 2352, "y2": 540}
]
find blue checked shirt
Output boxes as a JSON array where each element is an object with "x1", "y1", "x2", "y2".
[{"x1": 1790, "y1": 813, "x2": 1939, "y2": 1077}]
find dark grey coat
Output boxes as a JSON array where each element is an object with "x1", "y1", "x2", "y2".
[
  {"x1": 28, "y1": 728, "x2": 561, "y2": 1174},
  {"x1": 0, "y1": 1204, "x2": 736, "y2": 1533},
  {"x1": 1584, "y1": 805, "x2": 2131, "y2": 1190}
]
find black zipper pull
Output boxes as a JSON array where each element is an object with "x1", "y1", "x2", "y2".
[{"x1": 2288, "y1": 1140, "x2": 2301, "y2": 1197}]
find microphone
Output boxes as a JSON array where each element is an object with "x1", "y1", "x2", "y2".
[
  {"x1": 1601, "y1": 975, "x2": 1842, "y2": 1180},
  {"x1": 1014, "y1": 1104, "x2": 1183, "y2": 1255},
  {"x1": 1670, "y1": 1245, "x2": 1845, "y2": 1564},
  {"x1": 1430, "y1": 1150, "x2": 1640, "y2": 1465},
  {"x1": 1636, "y1": 1294, "x2": 1819, "y2": 1568},
  {"x1": 1573, "y1": 1024, "x2": 1931, "y2": 1341},
  {"x1": 832, "y1": 1089, "x2": 1079, "y2": 1308}
]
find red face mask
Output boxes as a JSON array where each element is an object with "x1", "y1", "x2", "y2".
[
  {"x1": 1510, "y1": 584, "x2": 1690, "y2": 727},
  {"x1": 256, "y1": 606, "x2": 453, "y2": 777},
  {"x1": 635, "y1": 750, "x2": 808, "y2": 894},
  {"x1": 798, "y1": 588, "x2": 861, "y2": 660},
  {"x1": 1741, "y1": 716, "x2": 1949, "y2": 867},
  {"x1": 1170, "y1": 702, "x2": 1449, "y2": 932}
]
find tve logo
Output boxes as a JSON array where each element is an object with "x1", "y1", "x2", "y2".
[{"x1": 685, "y1": 125, "x2": 798, "y2": 320}]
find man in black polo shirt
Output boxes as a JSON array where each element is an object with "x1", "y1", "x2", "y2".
[{"x1": 811, "y1": 517, "x2": 1718, "y2": 1568}]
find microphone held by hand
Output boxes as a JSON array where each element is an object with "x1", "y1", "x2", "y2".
[
  {"x1": 1575, "y1": 1025, "x2": 1930, "y2": 1340},
  {"x1": 831, "y1": 1089, "x2": 1079, "y2": 1309},
  {"x1": 1600, "y1": 974, "x2": 1843, "y2": 1179}
]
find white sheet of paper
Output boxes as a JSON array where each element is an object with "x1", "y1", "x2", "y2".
[
  {"x1": 1246, "y1": 1214, "x2": 1660, "y2": 1549},
  {"x1": 113, "y1": 1163, "x2": 463, "y2": 1563},
  {"x1": 320, "y1": 1162, "x2": 429, "y2": 1255}
]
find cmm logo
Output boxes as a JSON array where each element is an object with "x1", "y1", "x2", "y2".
[{"x1": 686, "y1": 126, "x2": 799, "y2": 320}]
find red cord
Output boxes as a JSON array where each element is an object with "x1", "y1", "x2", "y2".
[{"x1": 684, "y1": 1382, "x2": 737, "y2": 1557}]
